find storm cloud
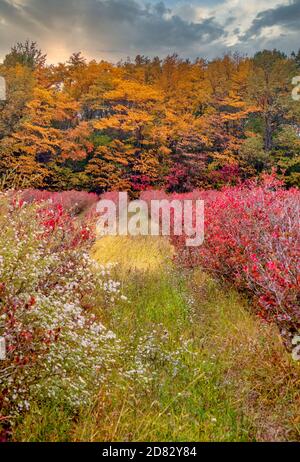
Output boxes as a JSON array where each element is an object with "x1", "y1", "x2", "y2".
[
  {"x1": 242, "y1": 0, "x2": 300, "y2": 40},
  {"x1": 0, "y1": 0, "x2": 299, "y2": 63}
]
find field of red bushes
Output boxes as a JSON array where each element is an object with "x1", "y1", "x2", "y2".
[
  {"x1": 141, "y1": 176, "x2": 300, "y2": 346},
  {"x1": 3, "y1": 178, "x2": 300, "y2": 355}
]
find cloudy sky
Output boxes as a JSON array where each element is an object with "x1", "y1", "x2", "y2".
[{"x1": 0, "y1": 0, "x2": 299, "y2": 63}]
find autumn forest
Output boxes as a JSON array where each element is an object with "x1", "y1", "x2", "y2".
[{"x1": 1, "y1": 41, "x2": 300, "y2": 193}]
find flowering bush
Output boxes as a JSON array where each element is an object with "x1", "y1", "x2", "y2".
[
  {"x1": 142, "y1": 177, "x2": 300, "y2": 347},
  {"x1": 123, "y1": 326, "x2": 196, "y2": 385},
  {"x1": 0, "y1": 193, "x2": 121, "y2": 422}
]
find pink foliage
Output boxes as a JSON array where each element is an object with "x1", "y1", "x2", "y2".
[
  {"x1": 130, "y1": 174, "x2": 152, "y2": 191},
  {"x1": 21, "y1": 189, "x2": 98, "y2": 215},
  {"x1": 143, "y1": 177, "x2": 300, "y2": 332},
  {"x1": 209, "y1": 164, "x2": 240, "y2": 185},
  {"x1": 99, "y1": 190, "x2": 122, "y2": 203}
]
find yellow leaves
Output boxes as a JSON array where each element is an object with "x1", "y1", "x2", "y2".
[
  {"x1": 85, "y1": 155, "x2": 132, "y2": 191},
  {"x1": 1, "y1": 63, "x2": 35, "y2": 85},
  {"x1": 158, "y1": 146, "x2": 171, "y2": 157},
  {"x1": 94, "y1": 106, "x2": 154, "y2": 142},
  {"x1": 208, "y1": 150, "x2": 237, "y2": 170},
  {"x1": 0, "y1": 152, "x2": 49, "y2": 188},
  {"x1": 27, "y1": 87, "x2": 79, "y2": 124},
  {"x1": 1, "y1": 51, "x2": 296, "y2": 190},
  {"x1": 95, "y1": 111, "x2": 152, "y2": 132},
  {"x1": 132, "y1": 150, "x2": 160, "y2": 180},
  {"x1": 96, "y1": 140, "x2": 136, "y2": 165},
  {"x1": 64, "y1": 60, "x2": 117, "y2": 100},
  {"x1": 103, "y1": 78, "x2": 163, "y2": 104},
  {"x1": 59, "y1": 122, "x2": 93, "y2": 160},
  {"x1": 4, "y1": 80, "x2": 92, "y2": 165}
]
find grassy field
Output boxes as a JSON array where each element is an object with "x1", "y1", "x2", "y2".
[{"x1": 14, "y1": 234, "x2": 300, "y2": 442}]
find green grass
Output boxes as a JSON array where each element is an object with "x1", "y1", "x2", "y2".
[
  {"x1": 13, "y1": 403, "x2": 75, "y2": 442},
  {"x1": 13, "y1": 234, "x2": 300, "y2": 442},
  {"x1": 72, "y1": 262, "x2": 249, "y2": 441}
]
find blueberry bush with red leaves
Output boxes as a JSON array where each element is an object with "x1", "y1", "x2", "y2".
[
  {"x1": 21, "y1": 189, "x2": 98, "y2": 215},
  {"x1": 0, "y1": 192, "x2": 121, "y2": 424},
  {"x1": 142, "y1": 176, "x2": 300, "y2": 351}
]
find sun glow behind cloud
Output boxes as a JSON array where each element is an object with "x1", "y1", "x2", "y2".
[{"x1": 0, "y1": 0, "x2": 299, "y2": 63}]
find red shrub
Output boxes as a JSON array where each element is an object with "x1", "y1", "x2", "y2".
[
  {"x1": 21, "y1": 189, "x2": 98, "y2": 215},
  {"x1": 143, "y1": 177, "x2": 300, "y2": 336}
]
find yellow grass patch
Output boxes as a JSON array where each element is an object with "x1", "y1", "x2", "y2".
[{"x1": 92, "y1": 235, "x2": 173, "y2": 274}]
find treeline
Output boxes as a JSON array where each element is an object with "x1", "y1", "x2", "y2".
[{"x1": 0, "y1": 41, "x2": 300, "y2": 193}]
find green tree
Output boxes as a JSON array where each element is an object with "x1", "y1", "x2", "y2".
[
  {"x1": 4, "y1": 41, "x2": 46, "y2": 69},
  {"x1": 248, "y1": 50, "x2": 297, "y2": 151}
]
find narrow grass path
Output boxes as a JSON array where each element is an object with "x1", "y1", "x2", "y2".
[
  {"x1": 72, "y1": 235, "x2": 299, "y2": 442},
  {"x1": 14, "y1": 234, "x2": 299, "y2": 441}
]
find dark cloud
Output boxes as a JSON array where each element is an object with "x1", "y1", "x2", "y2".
[
  {"x1": 0, "y1": 0, "x2": 298, "y2": 62},
  {"x1": 241, "y1": 0, "x2": 300, "y2": 40},
  {"x1": 0, "y1": 0, "x2": 226, "y2": 61}
]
